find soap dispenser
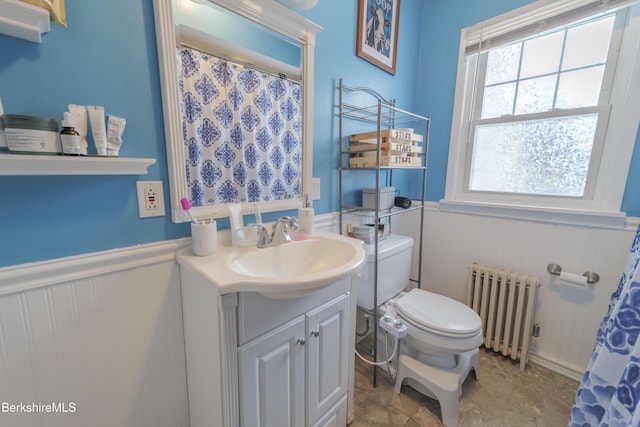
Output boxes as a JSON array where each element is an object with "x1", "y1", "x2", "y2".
[{"x1": 298, "y1": 195, "x2": 314, "y2": 235}]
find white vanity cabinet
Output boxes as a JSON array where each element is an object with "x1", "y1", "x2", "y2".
[
  {"x1": 179, "y1": 262, "x2": 357, "y2": 427},
  {"x1": 238, "y1": 293, "x2": 350, "y2": 427}
]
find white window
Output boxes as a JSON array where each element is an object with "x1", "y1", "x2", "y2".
[{"x1": 444, "y1": 0, "x2": 640, "y2": 226}]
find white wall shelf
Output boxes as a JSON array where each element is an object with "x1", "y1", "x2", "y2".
[
  {"x1": 0, "y1": 0, "x2": 51, "y2": 43},
  {"x1": 0, "y1": 153, "x2": 156, "y2": 175}
]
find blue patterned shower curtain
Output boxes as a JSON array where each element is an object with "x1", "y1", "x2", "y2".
[
  {"x1": 177, "y1": 47, "x2": 302, "y2": 206},
  {"x1": 570, "y1": 224, "x2": 640, "y2": 426}
]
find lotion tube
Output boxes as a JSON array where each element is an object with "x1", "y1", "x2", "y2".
[
  {"x1": 107, "y1": 115, "x2": 126, "y2": 156},
  {"x1": 228, "y1": 204, "x2": 246, "y2": 247},
  {"x1": 88, "y1": 105, "x2": 108, "y2": 156}
]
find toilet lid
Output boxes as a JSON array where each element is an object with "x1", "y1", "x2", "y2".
[{"x1": 396, "y1": 289, "x2": 481, "y2": 336}]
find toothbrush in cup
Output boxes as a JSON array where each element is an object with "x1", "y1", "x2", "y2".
[{"x1": 180, "y1": 197, "x2": 198, "y2": 224}]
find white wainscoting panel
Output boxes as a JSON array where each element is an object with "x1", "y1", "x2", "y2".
[
  {"x1": 0, "y1": 240, "x2": 190, "y2": 427},
  {"x1": 391, "y1": 204, "x2": 638, "y2": 380}
]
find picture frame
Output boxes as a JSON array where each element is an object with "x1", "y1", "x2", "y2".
[{"x1": 355, "y1": 0, "x2": 400, "y2": 75}]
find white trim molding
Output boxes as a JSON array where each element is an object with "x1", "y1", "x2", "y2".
[
  {"x1": 0, "y1": 238, "x2": 190, "y2": 296},
  {"x1": 439, "y1": 199, "x2": 630, "y2": 229},
  {"x1": 528, "y1": 353, "x2": 584, "y2": 382},
  {"x1": 152, "y1": 0, "x2": 323, "y2": 222}
]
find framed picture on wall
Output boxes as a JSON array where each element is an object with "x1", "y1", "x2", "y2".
[{"x1": 355, "y1": 0, "x2": 400, "y2": 75}]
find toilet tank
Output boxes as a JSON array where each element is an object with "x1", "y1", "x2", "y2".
[{"x1": 356, "y1": 234, "x2": 414, "y2": 310}]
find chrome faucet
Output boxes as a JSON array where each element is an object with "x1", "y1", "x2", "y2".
[{"x1": 257, "y1": 216, "x2": 299, "y2": 248}]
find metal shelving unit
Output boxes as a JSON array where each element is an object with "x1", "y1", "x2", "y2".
[{"x1": 338, "y1": 78, "x2": 430, "y2": 386}]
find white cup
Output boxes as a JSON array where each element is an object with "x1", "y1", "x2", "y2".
[{"x1": 191, "y1": 220, "x2": 218, "y2": 256}]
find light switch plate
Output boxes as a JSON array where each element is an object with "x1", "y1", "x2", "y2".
[{"x1": 311, "y1": 177, "x2": 320, "y2": 200}]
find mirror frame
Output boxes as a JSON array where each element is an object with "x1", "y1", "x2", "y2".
[{"x1": 153, "y1": 0, "x2": 322, "y2": 222}]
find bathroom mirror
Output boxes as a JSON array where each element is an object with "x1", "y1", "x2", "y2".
[{"x1": 153, "y1": 0, "x2": 322, "y2": 222}]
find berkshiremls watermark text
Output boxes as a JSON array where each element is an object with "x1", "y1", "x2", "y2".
[{"x1": 2, "y1": 402, "x2": 76, "y2": 414}]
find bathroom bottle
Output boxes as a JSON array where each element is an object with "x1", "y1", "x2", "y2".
[
  {"x1": 298, "y1": 195, "x2": 314, "y2": 235},
  {"x1": 60, "y1": 112, "x2": 83, "y2": 156},
  {"x1": 346, "y1": 223, "x2": 355, "y2": 238}
]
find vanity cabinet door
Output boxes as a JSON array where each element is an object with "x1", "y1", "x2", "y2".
[
  {"x1": 306, "y1": 293, "x2": 351, "y2": 426},
  {"x1": 310, "y1": 395, "x2": 347, "y2": 427},
  {"x1": 238, "y1": 316, "x2": 306, "y2": 427}
]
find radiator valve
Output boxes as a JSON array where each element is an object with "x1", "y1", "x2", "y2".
[{"x1": 532, "y1": 323, "x2": 540, "y2": 337}]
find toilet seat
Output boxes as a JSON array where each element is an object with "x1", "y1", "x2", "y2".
[{"x1": 396, "y1": 289, "x2": 481, "y2": 338}]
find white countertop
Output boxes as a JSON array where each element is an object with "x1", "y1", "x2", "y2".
[{"x1": 177, "y1": 230, "x2": 365, "y2": 298}]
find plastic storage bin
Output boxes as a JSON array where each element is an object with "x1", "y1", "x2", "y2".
[{"x1": 363, "y1": 186, "x2": 395, "y2": 210}]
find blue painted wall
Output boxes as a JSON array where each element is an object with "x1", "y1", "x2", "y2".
[
  {"x1": 0, "y1": 0, "x2": 638, "y2": 267},
  {"x1": 299, "y1": 1, "x2": 427, "y2": 209},
  {"x1": 0, "y1": 0, "x2": 187, "y2": 267}
]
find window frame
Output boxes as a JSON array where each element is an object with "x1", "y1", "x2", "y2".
[{"x1": 443, "y1": 0, "x2": 640, "y2": 227}]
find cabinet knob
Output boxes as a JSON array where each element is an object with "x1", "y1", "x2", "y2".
[
  {"x1": 311, "y1": 329, "x2": 320, "y2": 337},
  {"x1": 297, "y1": 337, "x2": 306, "y2": 345}
]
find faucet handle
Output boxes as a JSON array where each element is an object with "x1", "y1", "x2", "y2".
[
  {"x1": 273, "y1": 216, "x2": 297, "y2": 230},
  {"x1": 287, "y1": 216, "x2": 300, "y2": 231},
  {"x1": 257, "y1": 217, "x2": 299, "y2": 248},
  {"x1": 257, "y1": 224, "x2": 271, "y2": 248},
  {"x1": 270, "y1": 216, "x2": 295, "y2": 245},
  {"x1": 279, "y1": 216, "x2": 300, "y2": 234}
]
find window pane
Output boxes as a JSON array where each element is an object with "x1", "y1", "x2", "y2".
[
  {"x1": 469, "y1": 114, "x2": 598, "y2": 196},
  {"x1": 486, "y1": 43, "x2": 521, "y2": 85},
  {"x1": 481, "y1": 82, "x2": 516, "y2": 119},
  {"x1": 563, "y1": 16, "x2": 614, "y2": 70},
  {"x1": 515, "y1": 75, "x2": 556, "y2": 114},
  {"x1": 520, "y1": 31, "x2": 563, "y2": 78},
  {"x1": 556, "y1": 66, "x2": 604, "y2": 108}
]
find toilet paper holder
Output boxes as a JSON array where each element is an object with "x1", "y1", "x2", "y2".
[{"x1": 547, "y1": 263, "x2": 600, "y2": 284}]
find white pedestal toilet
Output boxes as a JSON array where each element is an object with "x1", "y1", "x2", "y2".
[{"x1": 356, "y1": 234, "x2": 482, "y2": 427}]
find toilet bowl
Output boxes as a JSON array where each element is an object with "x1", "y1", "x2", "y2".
[
  {"x1": 395, "y1": 288, "x2": 482, "y2": 367},
  {"x1": 357, "y1": 233, "x2": 482, "y2": 426}
]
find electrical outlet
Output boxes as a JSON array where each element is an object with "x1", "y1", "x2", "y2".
[
  {"x1": 144, "y1": 187, "x2": 155, "y2": 210},
  {"x1": 136, "y1": 181, "x2": 165, "y2": 218}
]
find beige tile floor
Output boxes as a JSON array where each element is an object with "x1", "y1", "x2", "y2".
[{"x1": 351, "y1": 348, "x2": 580, "y2": 427}]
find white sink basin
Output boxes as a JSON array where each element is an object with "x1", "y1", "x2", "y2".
[
  {"x1": 178, "y1": 231, "x2": 365, "y2": 299},
  {"x1": 228, "y1": 236, "x2": 357, "y2": 279}
]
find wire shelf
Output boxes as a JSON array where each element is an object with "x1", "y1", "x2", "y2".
[{"x1": 340, "y1": 102, "x2": 429, "y2": 128}]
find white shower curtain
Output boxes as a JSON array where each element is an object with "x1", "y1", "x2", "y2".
[
  {"x1": 177, "y1": 46, "x2": 302, "y2": 206},
  {"x1": 569, "y1": 224, "x2": 640, "y2": 426}
]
